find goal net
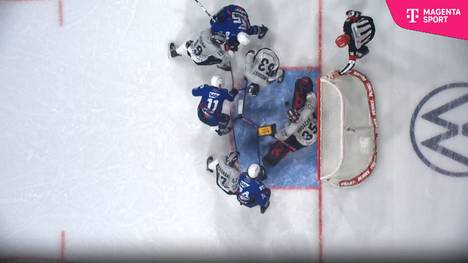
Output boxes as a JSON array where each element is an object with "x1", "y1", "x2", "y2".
[{"x1": 319, "y1": 70, "x2": 378, "y2": 187}]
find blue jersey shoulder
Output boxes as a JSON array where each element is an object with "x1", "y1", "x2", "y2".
[{"x1": 210, "y1": 5, "x2": 251, "y2": 37}]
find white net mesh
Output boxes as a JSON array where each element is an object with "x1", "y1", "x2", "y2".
[{"x1": 319, "y1": 70, "x2": 378, "y2": 187}]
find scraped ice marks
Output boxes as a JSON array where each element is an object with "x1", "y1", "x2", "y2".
[{"x1": 233, "y1": 68, "x2": 319, "y2": 189}]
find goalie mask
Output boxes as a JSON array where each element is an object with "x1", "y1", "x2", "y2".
[
  {"x1": 225, "y1": 151, "x2": 239, "y2": 167},
  {"x1": 295, "y1": 76, "x2": 314, "y2": 94}
]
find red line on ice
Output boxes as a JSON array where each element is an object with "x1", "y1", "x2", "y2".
[
  {"x1": 317, "y1": 0, "x2": 324, "y2": 262},
  {"x1": 58, "y1": 0, "x2": 63, "y2": 26},
  {"x1": 0, "y1": 230, "x2": 68, "y2": 262},
  {"x1": 60, "y1": 230, "x2": 66, "y2": 262}
]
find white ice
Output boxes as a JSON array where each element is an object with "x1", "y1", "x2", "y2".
[{"x1": 0, "y1": 0, "x2": 467, "y2": 262}]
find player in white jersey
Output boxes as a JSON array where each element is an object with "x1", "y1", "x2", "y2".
[
  {"x1": 169, "y1": 29, "x2": 232, "y2": 71},
  {"x1": 329, "y1": 10, "x2": 375, "y2": 78},
  {"x1": 244, "y1": 48, "x2": 285, "y2": 96},
  {"x1": 263, "y1": 77, "x2": 317, "y2": 166},
  {"x1": 276, "y1": 92, "x2": 317, "y2": 146},
  {"x1": 206, "y1": 151, "x2": 240, "y2": 195}
]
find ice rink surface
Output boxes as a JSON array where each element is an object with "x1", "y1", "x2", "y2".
[{"x1": 0, "y1": 0, "x2": 467, "y2": 262}]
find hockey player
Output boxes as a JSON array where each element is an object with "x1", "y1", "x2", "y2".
[
  {"x1": 210, "y1": 5, "x2": 268, "y2": 52},
  {"x1": 192, "y1": 75, "x2": 238, "y2": 135},
  {"x1": 329, "y1": 10, "x2": 375, "y2": 79},
  {"x1": 206, "y1": 151, "x2": 240, "y2": 195},
  {"x1": 244, "y1": 48, "x2": 285, "y2": 96},
  {"x1": 263, "y1": 77, "x2": 317, "y2": 166},
  {"x1": 237, "y1": 163, "x2": 271, "y2": 214},
  {"x1": 169, "y1": 28, "x2": 231, "y2": 71}
]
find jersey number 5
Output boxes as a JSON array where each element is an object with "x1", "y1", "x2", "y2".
[
  {"x1": 302, "y1": 122, "x2": 317, "y2": 141},
  {"x1": 232, "y1": 11, "x2": 249, "y2": 30}
]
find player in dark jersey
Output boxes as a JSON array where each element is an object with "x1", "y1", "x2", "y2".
[
  {"x1": 210, "y1": 5, "x2": 268, "y2": 52},
  {"x1": 237, "y1": 163, "x2": 270, "y2": 214},
  {"x1": 192, "y1": 75, "x2": 238, "y2": 135},
  {"x1": 329, "y1": 10, "x2": 375, "y2": 78}
]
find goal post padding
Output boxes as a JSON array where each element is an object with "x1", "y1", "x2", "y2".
[{"x1": 319, "y1": 70, "x2": 378, "y2": 187}]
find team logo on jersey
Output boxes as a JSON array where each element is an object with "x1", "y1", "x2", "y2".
[{"x1": 410, "y1": 82, "x2": 468, "y2": 177}]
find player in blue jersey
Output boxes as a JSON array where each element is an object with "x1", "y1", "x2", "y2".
[
  {"x1": 192, "y1": 75, "x2": 238, "y2": 135},
  {"x1": 210, "y1": 4, "x2": 268, "y2": 52},
  {"x1": 237, "y1": 163, "x2": 271, "y2": 214}
]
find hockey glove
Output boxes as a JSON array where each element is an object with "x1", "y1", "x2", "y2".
[
  {"x1": 260, "y1": 201, "x2": 270, "y2": 214},
  {"x1": 169, "y1": 43, "x2": 181, "y2": 58},
  {"x1": 206, "y1": 156, "x2": 214, "y2": 173},
  {"x1": 229, "y1": 88, "x2": 239, "y2": 97},
  {"x1": 259, "y1": 165, "x2": 268, "y2": 181},
  {"x1": 276, "y1": 68, "x2": 285, "y2": 83},
  {"x1": 216, "y1": 126, "x2": 232, "y2": 136},
  {"x1": 258, "y1": 25, "x2": 269, "y2": 39},
  {"x1": 246, "y1": 50, "x2": 256, "y2": 56},
  {"x1": 216, "y1": 64, "x2": 231, "y2": 71},
  {"x1": 248, "y1": 83, "x2": 260, "y2": 96},
  {"x1": 225, "y1": 38, "x2": 239, "y2": 52}
]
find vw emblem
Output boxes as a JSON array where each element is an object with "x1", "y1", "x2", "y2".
[{"x1": 410, "y1": 82, "x2": 468, "y2": 177}]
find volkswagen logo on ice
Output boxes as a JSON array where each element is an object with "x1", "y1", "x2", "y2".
[{"x1": 410, "y1": 83, "x2": 468, "y2": 177}]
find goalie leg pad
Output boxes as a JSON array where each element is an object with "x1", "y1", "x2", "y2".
[{"x1": 263, "y1": 141, "x2": 291, "y2": 166}]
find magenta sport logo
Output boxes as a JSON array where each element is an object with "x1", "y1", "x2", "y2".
[
  {"x1": 387, "y1": 0, "x2": 468, "y2": 40},
  {"x1": 406, "y1": 8, "x2": 419, "y2": 23}
]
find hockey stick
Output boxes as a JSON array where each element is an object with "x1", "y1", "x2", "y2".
[
  {"x1": 229, "y1": 63, "x2": 240, "y2": 153},
  {"x1": 257, "y1": 124, "x2": 297, "y2": 152},
  {"x1": 193, "y1": 0, "x2": 216, "y2": 22}
]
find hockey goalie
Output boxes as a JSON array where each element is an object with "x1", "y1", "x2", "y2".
[{"x1": 263, "y1": 77, "x2": 317, "y2": 166}]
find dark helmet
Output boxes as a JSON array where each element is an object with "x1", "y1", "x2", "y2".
[
  {"x1": 346, "y1": 10, "x2": 362, "y2": 18},
  {"x1": 225, "y1": 151, "x2": 240, "y2": 167}
]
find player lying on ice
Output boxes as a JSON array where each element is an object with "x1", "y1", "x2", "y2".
[
  {"x1": 192, "y1": 75, "x2": 238, "y2": 136},
  {"x1": 210, "y1": 4, "x2": 268, "y2": 52},
  {"x1": 206, "y1": 152, "x2": 270, "y2": 214},
  {"x1": 263, "y1": 77, "x2": 317, "y2": 166},
  {"x1": 244, "y1": 48, "x2": 285, "y2": 96},
  {"x1": 329, "y1": 10, "x2": 375, "y2": 79}
]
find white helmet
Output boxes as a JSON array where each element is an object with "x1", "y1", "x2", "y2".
[
  {"x1": 247, "y1": 163, "x2": 261, "y2": 179},
  {"x1": 237, "y1": 32, "x2": 250, "y2": 46},
  {"x1": 211, "y1": 75, "x2": 224, "y2": 88}
]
